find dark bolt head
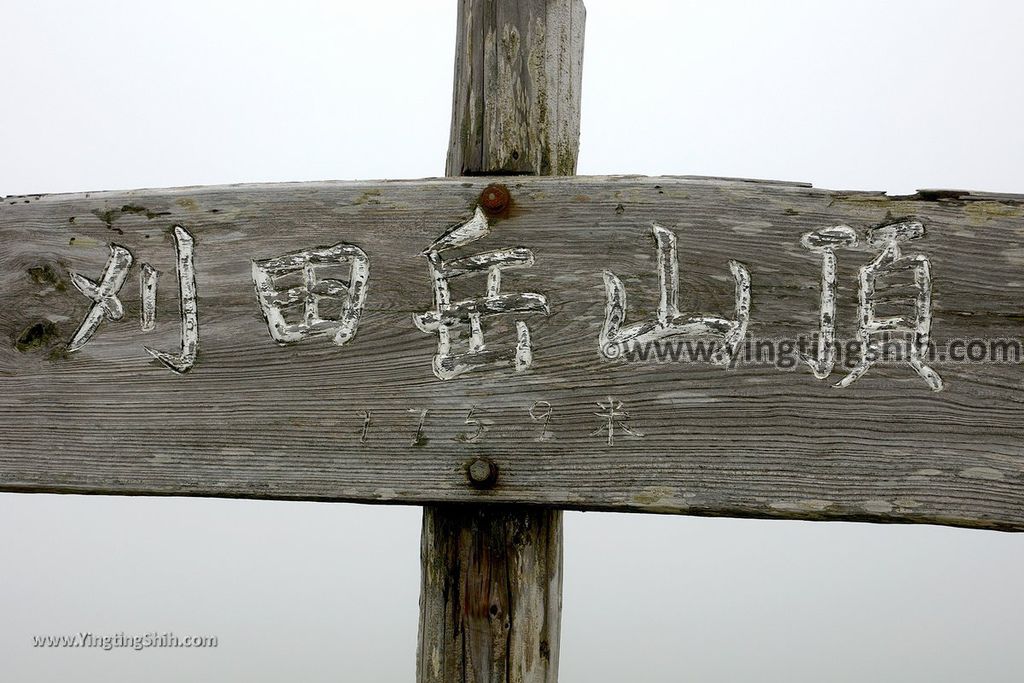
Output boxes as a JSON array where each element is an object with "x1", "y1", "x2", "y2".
[
  {"x1": 466, "y1": 457, "x2": 499, "y2": 489},
  {"x1": 479, "y1": 184, "x2": 510, "y2": 215}
]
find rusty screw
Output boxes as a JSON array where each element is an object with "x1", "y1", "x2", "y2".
[
  {"x1": 466, "y1": 457, "x2": 499, "y2": 489},
  {"x1": 479, "y1": 184, "x2": 510, "y2": 215}
]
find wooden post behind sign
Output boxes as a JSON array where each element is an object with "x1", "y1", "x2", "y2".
[{"x1": 417, "y1": 1, "x2": 584, "y2": 681}]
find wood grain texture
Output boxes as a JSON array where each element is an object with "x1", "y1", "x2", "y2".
[
  {"x1": 418, "y1": 506, "x2": 561, "y2": 683},
  {"x1": 1, "y1": 176, "x2": 1024, "y2": 531},
  {"x1": 446, "y1": 0, "x2": 585, "y2": 176},
  {"x1": 425, "y1": 1, "x2": 579, "y2": 677}
]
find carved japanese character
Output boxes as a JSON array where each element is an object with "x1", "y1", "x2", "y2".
[
  {"x1": 600, "y1": 223, "x2": 750, "y2": 364},
  {"x1": 590, "y1": 396, "x2": 643, "y2": 446},
  {"x1": 252, "y1": 242, "x2": 369, "y2": 346},
  {"x1": 415, "y1": 207, "x2": 549, "y2": 380},
  {"x1": 837, "y1": 220, "x2": 942, "y2": 391},
  {"x1": 66, "y1": 225, "x2": 199, "y2": 373}
]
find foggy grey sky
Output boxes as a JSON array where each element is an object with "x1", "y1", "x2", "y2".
[{"x1": 2, "y1": 1, "x2": 1023, "y2": 681}]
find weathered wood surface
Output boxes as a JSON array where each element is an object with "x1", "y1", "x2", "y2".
[
  {"x1": 446, "y1": 0, "x2": 585, "y2": 176},
  {"x1": 423, "y1": 2, "x2": 579, "y2": 681},
  {"x1": 418, "y1": 506, "x2": 561, "y2": 682},
  {"x1": 2, "y1": 176, "x2": 1024, "y2": 530}
]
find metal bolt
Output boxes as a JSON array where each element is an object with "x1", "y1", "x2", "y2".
[
  {"x1": 466, "y1": 457, "x2": 499, "y2": 489},
  {"x1": 479, "y1": 184, "x2": 510, "y2": 215}
]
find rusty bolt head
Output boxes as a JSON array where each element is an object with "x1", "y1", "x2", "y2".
[
  {"x1": 479, "y1": 184, "x2": 510, "y2": 215},
  {"x1": 466, "y1": 457, "x2": 499, "y2": 489}
]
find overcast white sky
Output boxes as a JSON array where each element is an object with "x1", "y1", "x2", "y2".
[{"x1": 2, "y1": 1, "x2": 1023, "y2": 681}]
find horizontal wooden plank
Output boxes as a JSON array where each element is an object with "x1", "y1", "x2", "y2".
[{"x1": 2, "y1": 175, "x2": 1023, "y2": 530}]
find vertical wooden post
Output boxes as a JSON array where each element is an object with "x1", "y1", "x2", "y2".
[
  {"x1": 417, "y1": 2, "x2": 585, "y2": 682},
  {"x1": 445, "y1": 0, "x2": 585, "y2": 177}
]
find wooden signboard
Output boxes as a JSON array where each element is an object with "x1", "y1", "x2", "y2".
[{"x1": 2, "y1": 176, "x2": 1022, "y2": 530}]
